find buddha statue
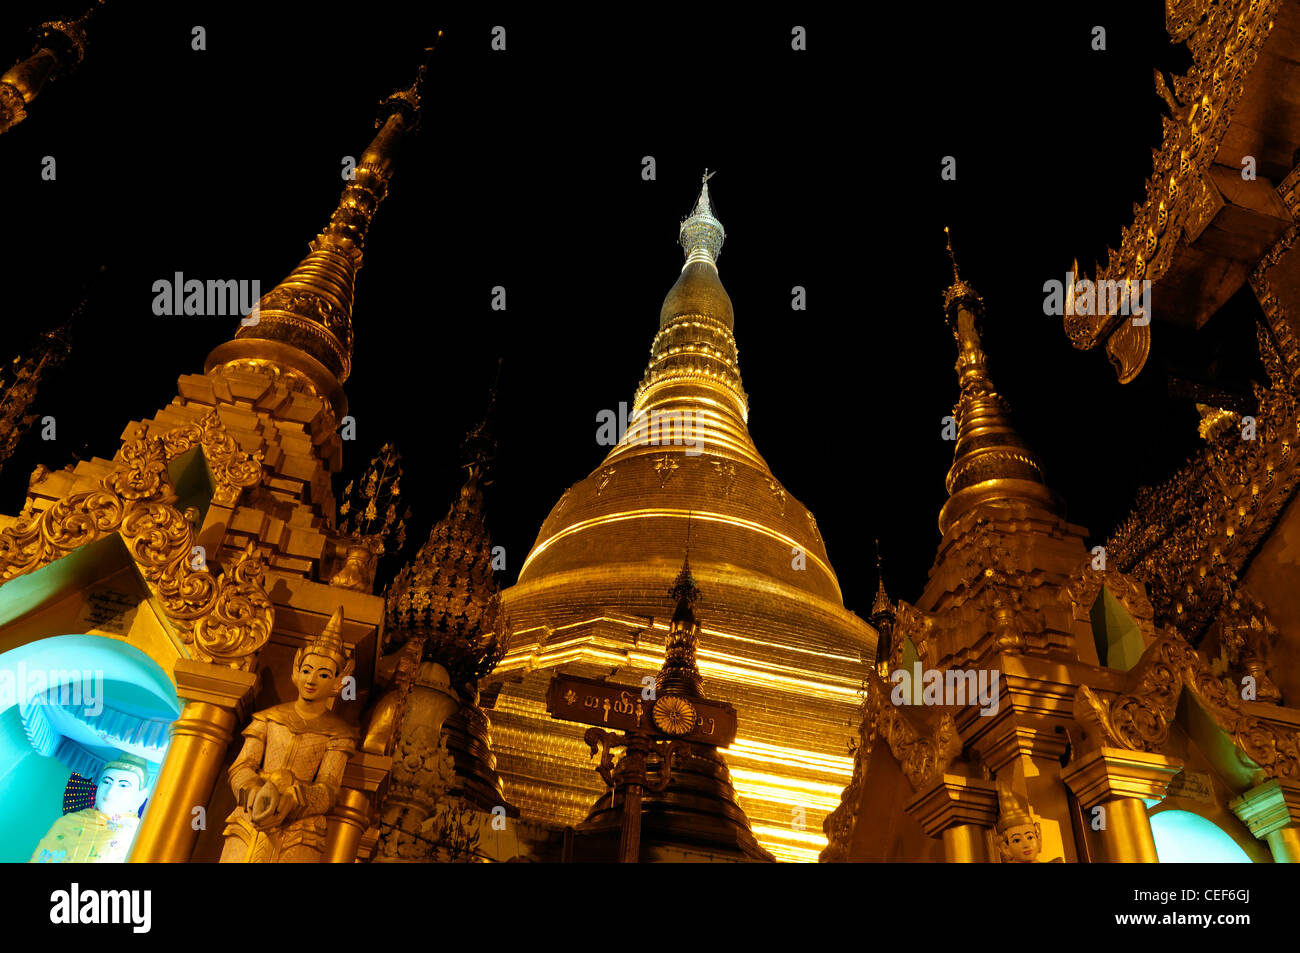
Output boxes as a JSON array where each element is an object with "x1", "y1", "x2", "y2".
[
  {"x1": 30, "y1": 754, "x2": 151, "y2": 863},
  {"x1": 220, "y1": 606, "x2": 359, "y2": 863},
  {"x1": 995, "y1": 780, "x2": 1047, "y2": 863}
]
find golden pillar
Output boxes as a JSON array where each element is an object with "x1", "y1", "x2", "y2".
[
  {"x1": 324, "y1": 788, "x2": 371, "y2": 863},
  {"x1": 130, "y1": 660, "x2": 258, "y2": 862},
  {"x1": 1230, "y1": 779, "x2": 1300, "y2": 863},
  {"x1": 906, "y1": 774, "x2": 998, "y2": 862},
  {"x1": 324, "y1": 751, "x2": 392, "y2": 863},
  {"x1": 1061, "y1": 747, "x2": 1182, "y2": 863}
]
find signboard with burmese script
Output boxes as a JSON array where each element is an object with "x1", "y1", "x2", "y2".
[{"x1": 545, "y1": 673, "x2": 737, "y2": 747}]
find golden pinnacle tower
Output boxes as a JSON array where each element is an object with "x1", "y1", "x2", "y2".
[
  {"x1": 573, "y1": 551, "x2": 774, "y2": 862},
  {"x1": 939, "y1": 228, "x2": 1062, "y2": 536},
  {"x1": 0, "y1": 48, "x2": 435, "y2": 865},
  {"x1": 205, "y1": 46, "x2": 435, "y2": 414},
  {"x1": 489, "y1": 174, "x2": 877, "y2": 862}
]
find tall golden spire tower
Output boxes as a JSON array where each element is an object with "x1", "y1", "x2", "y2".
[
  {"x1": 204, "y1": 45, "x2": 436, "y2": 416},
  {"x1": 490, "y1": 175, "x2": 877, "y2": 862},
  {"x1": 0, "y1": 50, "x2": 435, "y2": 864},
  {"x1": 939, "y1": 228, "x2": 1063, "y2": 536},
  {"x1": 573, "y1": 552, "x2": 774, "y2": 862}
]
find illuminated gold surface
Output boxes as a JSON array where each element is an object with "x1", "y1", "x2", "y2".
[{"x1": 492, "y1": 186, "x2": 873, "y2": 859}]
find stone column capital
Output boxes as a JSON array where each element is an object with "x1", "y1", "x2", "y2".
[
  {"x1": 1230, "y1": 779, "x2": 1300, "y2": 839},
  {"x1": 1061, "y1": 746, "x2": 1183, "y2": 810},
  {"x1": 172, "y1": 658, "x2": 259, "y2": 718},
  {"x1": 905, "y1": 774, "x2": 998, "y2": 837}
]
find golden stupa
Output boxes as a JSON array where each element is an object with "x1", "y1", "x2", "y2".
[{"x1": 488, "y1": 174, "x2": 877, "y2": 862}]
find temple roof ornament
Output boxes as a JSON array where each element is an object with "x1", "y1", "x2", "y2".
[
  {"x1": 869, "y1": 540, "x2": 892, "y2": 619},
  {"x1": 1059, "y1": 0, "x2": 1282, "y2": 382},
  {"x1": 1106, "y1": 328, "x2": 1300, "y2": 640},
  {"x1": 938, "y1": 228, "x2": 1062, "y2": 536},
  {"x1": 0, "y1": 1, "x2": 105, "y2": 136},
  {"x1": 630, "y1": 175, "x2": 750, "y2": 434},
  {"x1": 205, "y1": 38, "x2": 440, "y2": 407},
  {"x1": 659, "y1": 550, "x2": 704, "y2": 698},
  {"x1": 679, "y1": 169, "x2": 726, "y2": 268},
  {"x1": 385, "y1": 385, "x2": 509, "y2": 694}
]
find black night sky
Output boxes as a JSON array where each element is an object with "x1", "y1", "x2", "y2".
[{"x1": 0, "y1": 3, "x2": 1264, "y2": 620}]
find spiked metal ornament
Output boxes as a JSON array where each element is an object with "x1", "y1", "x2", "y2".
[{"x1": 679, "y1": 169, "x2": 725, "y2": 267}]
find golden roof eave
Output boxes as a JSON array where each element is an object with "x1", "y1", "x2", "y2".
[{"x1": 1061, "y1": 0, "x2": 1284, "y2": 382}]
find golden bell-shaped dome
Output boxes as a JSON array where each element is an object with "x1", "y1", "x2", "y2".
[{"x1": 490, "y1": 175, "x2": 876, "y2": 863}]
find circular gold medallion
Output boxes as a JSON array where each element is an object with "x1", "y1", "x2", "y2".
[{"x1": 653, "y1": 696, "x2": 697, "y2": 735}]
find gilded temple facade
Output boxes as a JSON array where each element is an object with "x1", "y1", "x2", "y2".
[
  {"x1": 2, "y1": 1, "x2": 1300, "y2": 865},
  {"x1": 484, "y1": 177, "x2": 876, "y2": 863},
  {"x1": 822, "y1": 0, "x2": 1300, "y2": 864}
]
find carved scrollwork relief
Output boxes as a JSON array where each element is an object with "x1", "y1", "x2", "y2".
[{"x1": 0, "y1": 426, "x2": 273, "y2": 670}]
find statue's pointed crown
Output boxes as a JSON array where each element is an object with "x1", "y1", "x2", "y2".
[
  {"x1": 298, "y1": 605, "x2": 353, "y2": 675},
  {"x1": 995, "y1": 779, "x2": 1037, "y2": 833}
]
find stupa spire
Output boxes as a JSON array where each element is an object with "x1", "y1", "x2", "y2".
[
  {"x1": 870, "y1": 539, "x2": 892, "y2": 617},
  {"x1": 205, "y1": 38, "x2": 440, "y2": 410},
  {"x1": 680, "y1": 169, "x2": 725, "y2": 268},
  {"x1": 660, "y1": 529, "x2": 704, "y2": 697},
  {"x1": 611, "y1": 174, "x2": 756, "y2": 466},
  {"x1": 938, "y1": 228, "x2": 1061, "y2": 536}
]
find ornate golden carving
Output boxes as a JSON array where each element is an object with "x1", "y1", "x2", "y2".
[
  {"x1": 1107, "y1": 345, "x2": 1300, "y2": 639},
  {"x1": 1074, "y1": 629, "x2": 1300, "y2": 782},
  {"x1": 890, "y1": 599, "x2": 937, "y2": 670},
  {"x1": 1213, "y1": 583, "x2": 1282, "y2": 704},
  {"x1": 1062, "y1": 555, "x2": 1159, "y2": 645},
  {"x1": 1063, "y1": 0, "x2": 1281, "y2": 380},
  {"x1": 820, "y1": 678, "x2": 880, "y2": 863},
  {"x1": 158, "y1": 409, "x2": 264, "y2": 507},
  {"x1": 709, "y1": 458, "x2": 736, "y2": 496},
  {"x1": 653, "y1": 453, "x2": 679, "y2": 486},
  {"x1": 1279, "y1": 165, "x2": 1300, "y2": 219},
  {"x1": 1250, "y1": 225, "x2": 1300, "y2": 382},
  {"x1": 186, "y1": 543, "x2": 274, "y2": 668},
  {"x1": 0, "y1": 427, "x2": 273, "y2": 670},
  {"x1": 864, "y1": 669, "x2": 962, "y2": 790}
]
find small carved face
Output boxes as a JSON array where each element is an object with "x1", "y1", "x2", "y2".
[
  {"x1": 999, "y1": 823, "x2": 1042, "y2": 863},
  {"x1": 293, "y1": 653, "x2": 341, "y2": 703},
  {"x1": 96, "y1": 768, "x2": 146, "y2": 816}
]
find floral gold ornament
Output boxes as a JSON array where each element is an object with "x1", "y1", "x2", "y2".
[
  {"x1": 332, "y1": 442, "x2": 410, "y2": 592},
  {"x1": 0, "y1": 426, "x2": 272, "y2": 669},
  {"x1": 1059, "y1": 0, "x2": 1282, "y2": 381},
  {"x1": 1073, "y1": 628, "x2": 1300, "y2": 782},
  {"x1": 652, "y1": 696, "x2": 696, "y2": 735},
  {"x1": 157, "y1": 410, "x2": 264, "y2": 507}
]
